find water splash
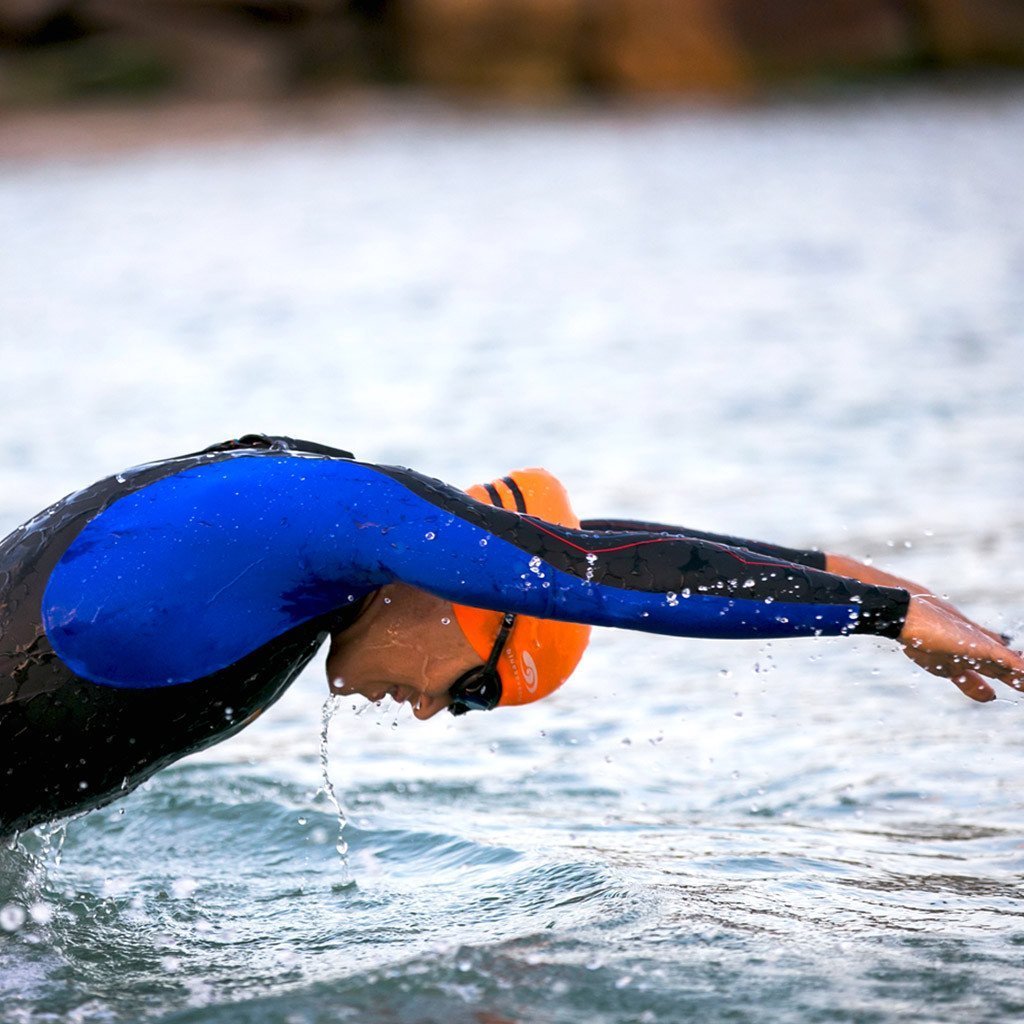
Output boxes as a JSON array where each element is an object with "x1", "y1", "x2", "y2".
[
  {"x1": 29, "y1": 817, "x2": 78, "y2": 870},
  {"x1": 318, "y1": 695, "x2": 351, "y2": 883}
]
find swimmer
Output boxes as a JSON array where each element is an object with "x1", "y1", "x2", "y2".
[{"x1": 1, "y1": 434, "x2": 1021, "y2": 837}]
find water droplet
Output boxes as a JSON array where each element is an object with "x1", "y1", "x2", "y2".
[
  {"x1": 171, "y1": 878, "x2": 198, "y2": 900},
  {"x1": 115, "y1": 473, "x2": 126, "y2": 484},
  {"x1": 424, "y1": 531, "x2": 436, "y2": 541},
  {"x1": 479, "y1": 538, "x2": 488, "y2": 547},
  {"x1": 441, "y1": 616, "x2": 451, "y2": 625},
  {"x1": 764, "y1": 596, "x2": 774, "y2": 605},
  {"x1": 0, "y1": 905, "x2": 26, "y2": 932},
  {"x1": 742, "y1": 578, "x2": 755, "y2": 588},
  {"x1": 718, "y1": 669, "x2": 732, "y2": 679},
  {"x1": 28, "y1": 902, "x2": 53, "y2": 926},
  {"x1": 665, "y1": 591, "x2": 679, "y2": 607}
]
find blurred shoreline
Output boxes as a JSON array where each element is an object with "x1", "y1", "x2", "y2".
[{"x1": 2, "y1": 1, "x2": 1024, "y2": 120}]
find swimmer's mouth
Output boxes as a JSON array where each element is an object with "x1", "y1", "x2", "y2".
[
  {"x1": 330, "y1": 680, "x2": 421, "y2": 707},
  {"x1": 371, "y1": 685, "x2": 416, "y2": 705}
]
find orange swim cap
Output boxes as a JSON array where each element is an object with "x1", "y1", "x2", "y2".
[{"x1": 452, "y1": 469, "x2": 591, "y2": 708}]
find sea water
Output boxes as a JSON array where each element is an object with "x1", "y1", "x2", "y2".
[{"x1": 1, "y1": 84, "x2": 1023, "y2": 1023}]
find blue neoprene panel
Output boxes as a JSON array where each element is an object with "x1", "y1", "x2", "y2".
[{"x1": 43, "y1": 456, "x2": 859, "y2": 688}]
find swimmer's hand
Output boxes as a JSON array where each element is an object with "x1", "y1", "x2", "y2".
[
  {"x1": 826, "y1": 553, "x2": 1011, "y2": 647},
  {"x1": 898, "y1": 595, "x2": 1024, "y2": 703}
]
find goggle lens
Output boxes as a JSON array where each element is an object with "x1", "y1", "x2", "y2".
[{"x1": 448, "y1": 612, "x2": 516, "y2": 715}]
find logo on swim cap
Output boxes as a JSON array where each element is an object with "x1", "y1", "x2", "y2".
[{"x1": 521, "y1": 650, "x2": 539, "y2": 693}]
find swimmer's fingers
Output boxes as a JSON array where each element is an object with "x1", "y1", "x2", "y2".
[
  {"x1": 948, "y1": 669, "x2": 997, "y2": 703},
  {"x1": 931, "y1": 599, "x2": 1012, "y2": 648},
  {"x1": 975, "y1": 648, "x2": 1024, "y2": 691},
  {"x1": 976, "y1": 624, "x2": 1014, "y2": 647},
  {"x1": 899, "y1": 596, "x2": 1024, "y2": 700},
  {"x1": 951, "y1": 634, "x2": 1024, "y2": 691},
  {"x1": 956, "y1": 616, "x2": 1014, "y2": 649},
  {"x1": 902, "y1": 646, "x2": 996, "y2": 702},
  {"x1": 921, "y1": 641, "x2": 1024, "y2": 694}
]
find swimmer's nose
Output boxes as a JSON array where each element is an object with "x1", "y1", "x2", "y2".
[{"x1": 412, "y1": 693, "x2": 449, "y2": 721}]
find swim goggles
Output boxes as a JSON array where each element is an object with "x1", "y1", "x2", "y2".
[{"x1": 447, "y1": 612, "x2": 516, "y2": 716}]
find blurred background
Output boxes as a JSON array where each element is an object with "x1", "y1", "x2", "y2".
[
  {"x1": 2, "y1": 5, "x2": 1024, "y2": 1024},
  {"x1": 2, "y1": 0, "x2": 1024, "y2": 107}
]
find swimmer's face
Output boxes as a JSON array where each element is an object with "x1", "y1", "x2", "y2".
[{"x1": 325, "y1": 583, "x2": 484, "y2": 721}]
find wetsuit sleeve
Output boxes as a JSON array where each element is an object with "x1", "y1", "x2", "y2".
[
  {"x1": 43, "y1": 454, "x2": 909, "y2": 689},
  {"x1": 371, "y1": 465, "x2": 910, "y2": 642},
  {"x1": 579, "y1": 518, "x2": 827, "y2": 570}
]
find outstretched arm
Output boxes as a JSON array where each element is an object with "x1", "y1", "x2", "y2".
[
  {"x1": 581, "y1": 516, "x2": 1023, "y2": 702},
  {"x1": 375, "y1": 467, "x2": 911, "y2": 641}
]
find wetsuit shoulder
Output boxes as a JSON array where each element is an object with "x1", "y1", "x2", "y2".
[{"x1": 0, "y1": 436, "x2": 361, "y2": 836}]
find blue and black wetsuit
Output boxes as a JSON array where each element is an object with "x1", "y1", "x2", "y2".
[{"x1": 0, "y1": 435, "x2": 909, "y2": 836}]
